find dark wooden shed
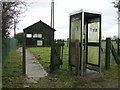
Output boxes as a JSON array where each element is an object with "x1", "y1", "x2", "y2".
[{"x1": 23, "y1": 20, "x2": 56, "y2": 47}]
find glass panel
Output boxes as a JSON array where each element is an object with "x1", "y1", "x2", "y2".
[
  {"x1": 70, "y1": 15, "x2": 81, "y2": 66},
  {"x1": 88, "y1": 46, "x2": 99, "y2": 65},
  {"x1": 38, "y1": 34, "x2": 42, "y2": 38},
  {"x1": 33, "y1": 34, "x2": 37, "y2": 38},
  {"x1": 26, "y1": 34, "x2": 32, "y2": 38},
  {"x1": 71, "y1": 17, "x2": 81, "y2": 42},
  {"x1": 70, "y1": 43, "x2": 76, "y2": 65},
  {"x1": 88, "y1": 18, "x2": 99, "y2": 42}
]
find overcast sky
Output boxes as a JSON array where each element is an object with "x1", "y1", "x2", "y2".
[{"x1": 14, "y1": 0, "x2": 118, "y2": 39}]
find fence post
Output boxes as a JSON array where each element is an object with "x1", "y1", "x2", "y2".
[
  {"x1": 50, "y1": 41, "x2": 55, "y2": 73},
  {"x1": 22, "y1": 33, "x2": 26, "y2": 75},
  {"x1": 67, "y1": 39, "x2": 69, "y2": 47},
  {"x1": 118, "y1": 38, "x2": 120, "y2": 55},
  {"x1": 75, "y1": 40, "x2": 80, "y2": 75},
  {"x1": 61, "y1": 40, "x2": 64, "y2": 68},
  {"x1": 105, "y1": 38, "x2": 111, "y2": 70}
]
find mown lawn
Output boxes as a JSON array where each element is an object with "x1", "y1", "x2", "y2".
[{"x1": 28, "y1": 41, "x2": 119, "y2": 88}]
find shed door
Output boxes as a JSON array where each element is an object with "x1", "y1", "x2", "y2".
[{"x1": 37, "y1": 40, "x2": 43, "y2": 46}]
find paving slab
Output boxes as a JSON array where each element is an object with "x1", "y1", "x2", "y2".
[{"x1": 17, "y1": 48, "x2": 48, "y2": 83}]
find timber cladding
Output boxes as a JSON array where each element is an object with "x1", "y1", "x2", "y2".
[{"x1": 23, "y1": 20, "x2": 56, "y2": 47}]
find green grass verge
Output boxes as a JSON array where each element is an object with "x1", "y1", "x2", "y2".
[{"x1": 2, "y1": 47, "x2": 26, "y2": 88}]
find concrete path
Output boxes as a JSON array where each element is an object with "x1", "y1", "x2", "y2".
[
  {"x1": 18, "y1": 48, "x2": 48, "y2": 83},
  {"x1": 26, "y1": 49, "x2": 48, "y2": 83}
]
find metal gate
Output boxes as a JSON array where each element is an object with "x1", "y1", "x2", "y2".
[{"x1": 50, "y1": 40, "x2": 64, "y2": 73}]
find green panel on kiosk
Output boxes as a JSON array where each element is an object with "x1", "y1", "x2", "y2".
[{"x1": 88, "y1": 46, "x2": 99, "y2": 65}]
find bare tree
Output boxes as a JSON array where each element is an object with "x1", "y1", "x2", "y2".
[
  {"x1": 2, "y1": 1, "x2": 27, "y2": 38},
  {"x1": 113, "y1": 0, "x2": 120, "y2": 8}
]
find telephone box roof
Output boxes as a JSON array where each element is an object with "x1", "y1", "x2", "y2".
[{"x1": 70, "y1": 9, "x2": 102, "y2": 16}]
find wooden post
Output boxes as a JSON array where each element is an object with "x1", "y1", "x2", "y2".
[
  {"x1": 105, "y1": 38, "x2": 111, "y2": 70},
  {"x1": 50, "y1": 41, "x2": 55, "y2": 73},
  {"x1": 67, "y1": 39, "x2": 69, "y2": 47},
  {"x1": 118, "y1": 38, "x2": 120, "y2": 55},
  {"x1": 75, "y1": 40, "x2": 80, "y2": 75},
  {"x1": 22, "y1": 33, "x2": 26, "y2": 75}
]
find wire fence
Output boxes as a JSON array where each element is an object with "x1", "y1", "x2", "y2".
[{"x1": 2, "y1": 37, "x2": 18, "y2": 61}]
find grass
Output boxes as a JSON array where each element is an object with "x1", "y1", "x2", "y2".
[
  {"x1": 2, "y1": 47, "x2": 26, "y2": 88},
  {"x1": 28, "y1": 41, "x2": 119, "y2": 88},
  {"x1": 28, "y1": 47, "x2": 51, "y2": 71},
  {"x1": 2, "y1": 41, "x2": 119, "y2": 88}
]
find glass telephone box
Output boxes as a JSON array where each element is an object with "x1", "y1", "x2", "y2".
[{"x1": 69, "y1": 9, "x2": 101, "y2": 75}]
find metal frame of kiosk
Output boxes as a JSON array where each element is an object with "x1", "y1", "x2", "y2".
[{"x1": 69, "y1": 9, "x2": 102, "y2": 75}]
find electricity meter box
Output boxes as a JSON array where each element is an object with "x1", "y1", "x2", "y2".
[{"x1": 69, "y1": 9, "x2": 102, "y2": 75}]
